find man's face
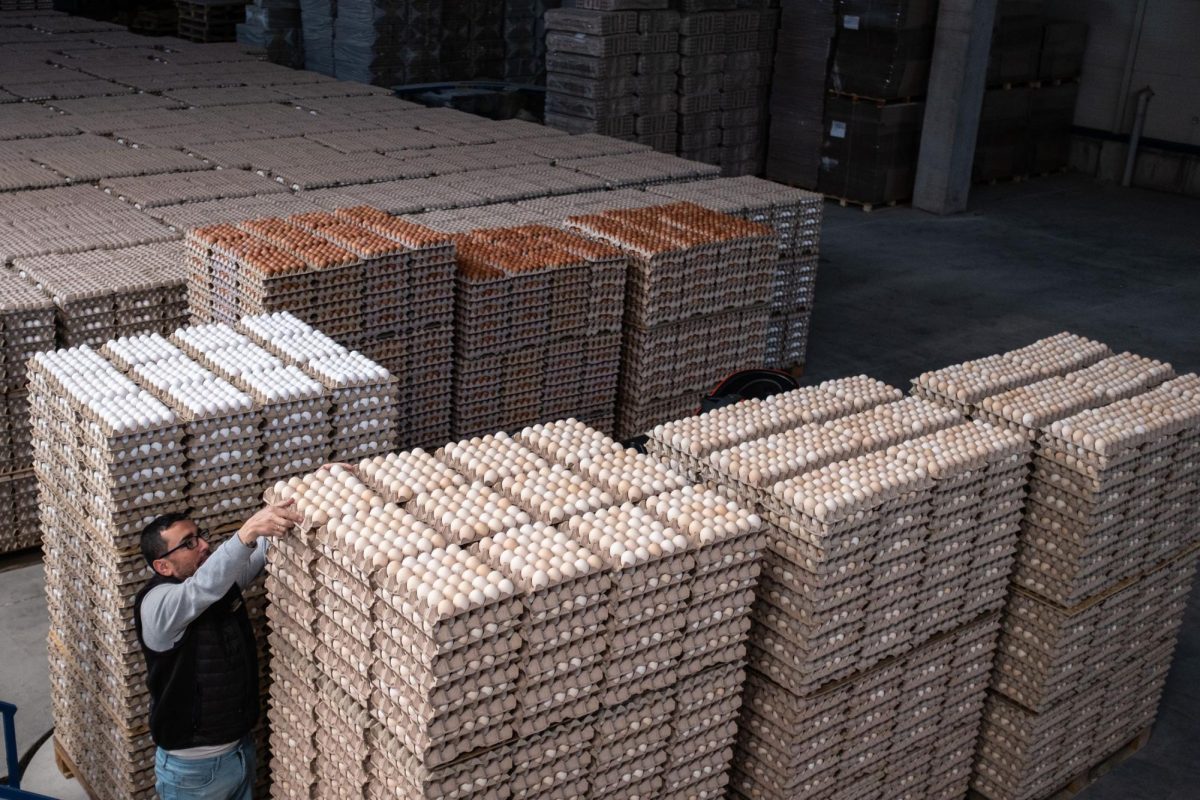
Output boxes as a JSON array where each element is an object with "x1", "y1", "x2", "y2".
[{"x1": 153, "y1": 520, "x2": 211, "y2": 580}]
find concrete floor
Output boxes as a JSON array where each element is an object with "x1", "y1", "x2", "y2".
[{"x1": 1, "y1": 174, "x2": 1198, "y2": 797}]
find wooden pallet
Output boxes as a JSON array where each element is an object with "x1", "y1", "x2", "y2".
[
  {"x1": 823, "y1": 194, "x2": 905, "y2": 213},
  {"x1": 969, "y1": 725, "x2": 1153, "y2": 800},
  {"x1": 53, "y1": 737, "x2": 100, "y2": 800}
]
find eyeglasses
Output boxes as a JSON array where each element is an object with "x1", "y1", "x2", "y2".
[{"x1": 160, "y1": 528, "x2": 209, "y2": 559}]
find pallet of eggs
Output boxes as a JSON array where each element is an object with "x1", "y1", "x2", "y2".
[
  {"x1": 29, "y1": 346, "x2": 185, "y2": 800},
  {"x1": 974, "y1": 549, "x2": 1197, "y2": 800},
  {"x1": 101, "y1": 333, "x2": 264, "y2": 532},
  {"x1": 184, "y1": 205, "x2": 454, "y2": 450},
  {"x1": 171, "y1": 322, "x2": 330, "y2": 483},
  {"x1": 336, "y1": 206, "x2": 457, "y2": 449},
  {"x1": 512, "y1": 418, "x2": 765, "y2": 800},
  {"x1": 733, "y1": 612, "x2": 1001, "y2": 800},
  {"x1": 0, "y1": 268, "x2": 54, "y2": 553},
  {"x1": 265, "y1": 465, "x2": 526, "y2": 800},
  {"x1": 564, "y1": 201, "x2": 777, "y2": 439},
  {"x1": 910, "y1": 335, "x2": 1200, "y2": 800},
  {"x1": 239, "y1": 311, "x2": 397, "y2": 462},
  {"x1": 259, "y1": 417, "x2": 766, "y2": 800},
  {"x1": 13, "y1": 241, "x2": 188, "y2": 349},
  {"x1": 543, "y1": 7, "x2": 644, "y2": 141},
  {"x1": 645, "y1": 177, "x2": 823, "y2": 369},
  {"x1": 643, "y1": 375, "x2": 1030, "y2": 800},
  {"x1": 449, "y1": 224, "x2": 625, "y2": 439}
]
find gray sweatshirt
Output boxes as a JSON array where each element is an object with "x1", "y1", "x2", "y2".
[{"x1": 139, "y1": 535, "x2": 268, "y2": 759}]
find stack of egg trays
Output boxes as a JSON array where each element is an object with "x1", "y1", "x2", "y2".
[
  {"x1": 14, "y1": 243, "x2": 189, "y2": 348},
  {"x1": 732, "y1": 612, "x2": 1001, "y2": 800},
  {"x1": 911, "y1": 332, "x2": 1113, "y2": 416},
  {"x1": 644, "y1": 376, "x2": 904, "y2": 479},
  {"x1": 1013, "y1": 381, "x2": 1200, "y2": 605},
  {"x1": 311, "y1": 521, "x2": 378, "y2": 799},
  {"x1": 222, "y1": 228, "x2": 314, "y2": 322},
  {"x1": 967, "y1": 353, "x2": 1184, "y2": 591},
  {"x1": 750, "y1": 420, "x2": 1029, "y2": 693},
  {"x1": 632, "y1": 9, "x2": 681, "y2": 153},
  {"x1": 566, "y1": 504, "x2": 695, "y2": 707},
  {"x1": 239, "y1": 311, "x2": 398, "y2": 461},
  {"x1": 238, "y1": 215, "x2": 365, "y2": 339},
  {"x1": 646, "y1": 486, "x2": 765, "y2": 800},
  {"x1": 478, "y1": 523, "x2": 610, "y2": 736},
  {"x1": 336, "y1": 206, "x2": 457, "y2": 448},
  {"x1": 370, "y1": 545, "x2": 526, "y2": 769},
  {"x1": 0, "y1": 471, "x2": 38, "y2": 552},
  {"x1": 505, "y1": 718, "x2": 594, "y2": 800},
  {"x1": 0, "y1": 269, "x2": 54, "y2": 474},
  {"x1": 286, "y1": 210, "x2": 414, "y2": 355},
  {"x1": 184, "y1": 221, "x2": 258, "y2": 326},
  {"x1": 102, "y1": 333, "x2": 264, "y2": 532},
  {"x1": 587, "y1": 688, "x2": 678, "y2": 800},
  {"x1": 543, "y1": 8, "x2": 642, "y2": 138},
  {"x1": 262, "y1": 497, "x2": 325, "y2": 795},
  {"x1": 972, "y1": 549, "x2": 1197, "y2": 800},
  {"x1": 29, "y1": 347, "x2": 186, "y2": 800},
  {"x1": 172, "y1": 323, "x2": 331, "y2": 483}
]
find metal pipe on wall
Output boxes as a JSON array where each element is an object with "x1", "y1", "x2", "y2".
[{"x1": 1122, "y1": 86, "x2": 1155, "y2": 187}]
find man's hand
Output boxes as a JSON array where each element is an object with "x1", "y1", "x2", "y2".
[{"x1": 237, "y1": 499, "x2": 304, "y2": 547}]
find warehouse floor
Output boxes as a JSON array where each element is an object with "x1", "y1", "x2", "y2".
[{"x1": 2, "y1": 174, "x2": 1198, "y2": 798}]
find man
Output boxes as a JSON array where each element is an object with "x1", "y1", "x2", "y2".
[{"x1": 134, "y1": 501, "x2": 302, "y2": 800}]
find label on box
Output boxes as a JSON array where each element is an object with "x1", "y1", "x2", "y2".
[
  {"x1": 843, "y1": 15, "x2": 860, "y2": 30},
  {"x1": 830, "y1": 121, "x2": 847, "y2": 138}
]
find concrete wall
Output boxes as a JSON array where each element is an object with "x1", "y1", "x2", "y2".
[{"x1": 1046, "y1": 0, "x2": 1200, "y2": 196}]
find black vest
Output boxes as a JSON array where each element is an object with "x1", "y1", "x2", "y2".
[{"x1": 133, "y1": 574, "x2": 259, "y2": 750}]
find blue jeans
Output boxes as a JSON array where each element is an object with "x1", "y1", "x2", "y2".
[{"x1": 154, "y1": 738, "x2": 255, "y2": 800}]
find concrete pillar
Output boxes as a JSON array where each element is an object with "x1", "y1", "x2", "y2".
[{"x1": 913, "y1": 0, "x2": 999, "y2": 215}]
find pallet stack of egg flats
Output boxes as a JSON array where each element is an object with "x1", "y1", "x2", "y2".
[
  {"x1": 544, "y1": 7, "x2": 643, "y2": 141},
  {"x1": 266, "y1": 466, "x2": 524, "y2": 800},
  {"x1": 101, "y1": 333, "x2": 265, "y2": 532},
  {"x1": 238, "y1": 312, "x2": 398, "y2": 462},
  {"x1": 171, "y1": 322, "x2": 330, "y2": 484},
  {"x1": 34, "y1": 315, "x2": 397, "y2": 800},
  {"x1": 715, "y1": 5, "x2": 778, "y2": 178},
  {"x1": 477, "y1": 521, "x2": 610, "y2": 800},
  {"x1": 449, "y1": 224, "x2": 625, "y2": 439},
  {"x1": 0, "y1": 270, "x2": 54, "y2": 553},
  {"x1": 185, "y1": 207, "x2": 452, "y2": 449},
  {"x1": 511, "y1": 418, "x2": 765, "y2": 800},
  {"x1": 910, "y1": 341, "x2": 1200, "y2": 800},
  {"x1": 13, "y1": 242, "x2": 189, "y2": 348},
  {"x1": 503, "y1": 0, "x2": 562, "y2": 84},
  {"x1": 564, "y1": 201, "x2": 776, "y2": 439},
  {"x1": 646, "y1": 177, "x2": 824, "y2": 370},
  {"x1": 331, "y1": 206, "x2": 457, "y2": 449},
  {"x1": 644, "y1": 376, "x2": 1032, "y2": 800},
  {"x1": 32, "y1": 347, "x2": 184, "y2": 800},
  {"x1": 256, "y1": 416, "x2": 764, "y2": 800}
]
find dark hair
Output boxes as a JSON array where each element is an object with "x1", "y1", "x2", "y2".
[{"x1": 140, "y1": 512, "x2": 191, "y2": 567}]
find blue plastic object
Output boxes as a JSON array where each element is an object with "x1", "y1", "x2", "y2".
[{"x1": 0, "y1": 702, "x2": 57, "y2": 800}]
